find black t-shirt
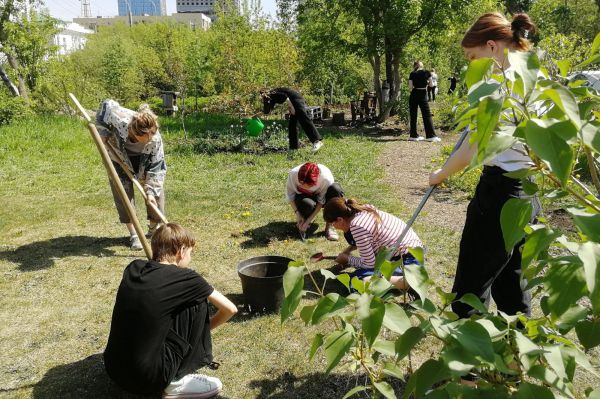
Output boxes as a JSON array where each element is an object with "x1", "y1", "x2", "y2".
[
  {"x1": 409, "y1": 70, "x2": 431, "y2": 89},
  {"x1": 104, "y1": 260, "x2": 214, "y2": 393},
  {"x1": 263, "y1": 87, "x2": 307, "y2": 115}
]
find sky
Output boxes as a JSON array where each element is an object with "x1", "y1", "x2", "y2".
[{"x1": 43, "y1": 0, "x2": 277, "y2": 21}]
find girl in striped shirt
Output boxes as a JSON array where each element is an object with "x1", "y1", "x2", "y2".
[{"x1": 323, "y1": 198, "x2": 423, "y2": 290}]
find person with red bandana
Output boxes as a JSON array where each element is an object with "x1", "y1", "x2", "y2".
[{"x1": 286, "y1": 163, "x2": 344, "y2": 241}]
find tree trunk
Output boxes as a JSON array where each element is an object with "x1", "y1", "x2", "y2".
[
  {"x1": 371, "y1": 54, "x2": 383, "y2": 117},
  {"x1": 0, "y1": 64, "x2": 20, "y2": 97},
  {"x1": 7, "y1": 54, "x2": 29, "y2": 101}
]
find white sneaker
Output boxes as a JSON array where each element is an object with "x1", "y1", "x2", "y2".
[
  {"x1": 129, "y1": 235, "x2": 143, "y2": 251},
  {"x1": 426, "y1": 136, "x2": 441, "y2": 142},
  {"x1": 325, "y1": 225, "x2": 339, "y2": 241},
  {"x1": 312, "y1": 141, "x2": 324, "y2": 152},
  {"x1": 163, "y1": 374, "x2": 223, "y2": 399},
  {"x1": 408, "y1": 136, "x2": 424, "y2": 142}
]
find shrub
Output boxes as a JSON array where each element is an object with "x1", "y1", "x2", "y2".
[{"x1": 0, "y1": 96, "x2": 32, "y2": 125}]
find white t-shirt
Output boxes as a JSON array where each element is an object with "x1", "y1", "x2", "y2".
[
  {"x1": 286, "y1": 164, "x2": 335, "y2": 204},
  {"x1": 430, "y1": 72, "x2": 438, "y2": 86}
]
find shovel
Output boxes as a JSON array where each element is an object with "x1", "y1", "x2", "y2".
[{"x1": 309, "y1": 252, "x2": 337, "y2": 263}]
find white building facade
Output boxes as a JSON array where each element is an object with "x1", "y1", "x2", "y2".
[{"x1": 53, "y1": 22, "x2": 94, "y2": 56}]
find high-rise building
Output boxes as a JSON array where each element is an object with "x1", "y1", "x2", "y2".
[
  {"x1": 176, "y1": 0, "x2": 239, "y2": 20},
  {"x1": 118, "y1": 0, "x2": 167, "y2": 16}
]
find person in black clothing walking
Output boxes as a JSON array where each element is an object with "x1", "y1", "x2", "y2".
[
  {"x1": 261, "y1": 87, "x2": 324, "y2": 151},
  {"x1": 104, "y1": 223, "x2": 237, "y2": 398},
  {"x1": 408, "y1": 61, "x2": 439, "y2": 142},
  {"x1": 448, "y1": 74, "x2": 458, "y2": 94}
]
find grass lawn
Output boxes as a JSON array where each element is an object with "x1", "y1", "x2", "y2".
[
  {"x1": 1, "y1": 113, "x2": 598, "y2": 398},
  {"x1": 0, "y1": 114, "x2": 410, "y2": 398}
]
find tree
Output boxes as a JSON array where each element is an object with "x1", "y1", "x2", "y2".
[
  {"x1": 297, "y1": 0, "x2": 488, "y2": 122},
  {"x1": 0, "y1": 0, "x2": 58, "y2": 100}
]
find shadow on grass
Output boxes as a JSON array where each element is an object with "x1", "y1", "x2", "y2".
[
  {"x1": 0, "y1": 236, "x2": 125, "y2": 272},
  {"x1": 224, "y1": 293, "x2": 280, "y2": 323},
  {"x1": 239, "y1": 222, "x2": 322, "y2": 249},
  {"x1": 247, "y1": 371, "x2": 405, "y2": 398},
  {"x1": 32, "y1": 353, "x2": 231, "y2": 399}
]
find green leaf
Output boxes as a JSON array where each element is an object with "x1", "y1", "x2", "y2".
[
  {"x1": 471, "y1": 94, "x2": 504, "y2": 164},
  {"x1": 402, "y1": 359, "x2": 450, "y2": 399},
  {"x1": 356, "y1": 295, "x2": 385, "y2": 347},
  {"x1": 536, "y1": 84, "x2": 581, "y2": 129},
  {"x1": 467, "y1": 80, "x2": 501, "y2": 105},
  {"x1": 591, "y1": 32, "x2": 600, "y2": 56},
  {"x1": 508, "y1": 51, "x2": 540, "y2": 96},
  {"x1": 544, "y1": 262, "x2": 586, "y2": 319},
  {"x1": 369, "y1": 276, "x2": 393, "y2": 297},
  {"x1": 383, "y1": 302, "x2": 411, "y2": 334},
  {"x1": 320, "y1": 269, "x2": 336, "y2": 280},
  {"x1": 311, "y1": 293, "x2": 349, "y2": 324},
  {"x1": 342, "y1": 386, "x2": 369, "y2": 399},
  {"x1": 309, "y1": 333, "x2": 323, "y2": 360},
  {"x1": 441, "y1": 346, "x2": 477, "y2": 374},
  {"x1": 373, "y1": 339, "x2": 396, "y2": 356},
  {"x1": 337, "y1": 273, "x2": 351, "y2": 291},
  {"x1": 374, "y1": 381, "x2": 397, "y2": 399},
  {"x1": 404, "y1": 263, "x2": 430, "y2": 301},
  {"x1": 578, "y1": 53, "x2": 600, "y2": 69},
  {"x1": 522, "y1": 227, "x2": 560, "y2": 268},
  {"x1": 374, "y1": 247, "x2": 394, "y2": 274},
  {"x1": 581, "y1": 121, "x2": 600, "y2": 154},
  {"x1": 569, "y1": 208, "x2": 600, "y2": 242},
  {"x1": 457, "y1": 293, "x2": 488, "y2": 314},
  {"x1": 454, "y1": 320, "x2": 495, "y2": 362},
  {"x1": 300, "y1": 304, "x2": 316, "y2": 325},
  {"x1": 575, "y1": 320, "x2": 600, "y2": 350},
  {"x1": 578, "y1": 242, "x2": 600, "y2": 313},
  {"x1": 513, "y1": 383, "x2": 556, "y2": 399},
  {"x1": 323, "y1": 329, "x2": 354, "y2": 373},
  {"x1": 528, "y1": 365, "x2": 573, "y2": 397},
  {"x1": 465, "y1": 58, "x2": 494, "y2": 89},
  {"x1": 351, "y1": 276, "x2": 365, "y2": 294},
  {"x1": 500, "y1": 198, "x2": 532, "y2": 252},
  {"x1": 280, "y1": 266, "x2": 306, "y2": 323},
  {"x1": 395, "y1": 326, "x2": 425, "y2": 360},
  {"x1": 556, "y1": 59, "x2": 570, "y2": 77},
  {"x1": 588, "y1": 389, "x2": 600, "y2": 399},
  {"x1": 382, "y1": 362, "x2": 405, "y2": 380},
  {"x1": 525, "y1": 119, "x2": 574, "y2": 186},
  {"x1": 379, "y1": 259, "x2": 398, "y2": 280},
  {"x1": 543, "y1": 345, "x2": 568, "y2": 380},
  {"x1": 436, "y1": 287, "x2": 457, "y2": 307},
  {"x1": 407, "y1": 247, "x2": 424, "y2": 265},
  {"x1": 503, "y1": 168, "x2": 534, "y2": 179}
]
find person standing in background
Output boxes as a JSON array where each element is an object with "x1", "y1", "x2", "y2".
[
  {"x1": 408, "y1": 61, "x2": 440, "y2": 142},
  {"x1": 448, "y1": 74, "x2": 458, "y2": 94},
  {"x1": 428, "y1": 68, "x2": 438, "y2": 102}
]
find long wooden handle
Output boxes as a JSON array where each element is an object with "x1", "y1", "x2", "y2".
[{"x1": 69, "y1": 93, "x2": 153, "y2": 259}]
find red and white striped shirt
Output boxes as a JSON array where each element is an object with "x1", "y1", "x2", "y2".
[{"x1": 348, "y1": 205, "x2": 423, "y2": 269}]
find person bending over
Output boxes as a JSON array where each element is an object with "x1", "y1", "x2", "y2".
[
  {"x1": 287, "y1": 162, "x2": 344, "y2": 241},
  {"x1": 96, "y1": 99, "x2": 166, "y2": 250},
  {"x1": 323, "y1": 197, "x2": 423, "y2": 292},
  {"x1": 104, "y1": 223, "x2": 237, "y2": 398},
  {"x1": 261, "y1": 87, "x2": 324, "y2": 151}
]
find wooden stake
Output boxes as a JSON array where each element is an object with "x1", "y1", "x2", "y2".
[{"x1": 69, "y1": 93, "x2": 152, "y2": 259}]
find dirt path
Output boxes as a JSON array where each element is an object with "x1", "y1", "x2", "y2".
[{"x1": 377, "y1": 130, "x2": 468, "y2": 233}]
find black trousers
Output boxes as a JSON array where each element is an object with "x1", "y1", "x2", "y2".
[
  {"x1": 409, "y1": 90, "x2": 436, "y2": 138},
  {"x1": 163, "y1": 302, "x2": 213, "y2": 384},
  {"x1": 294, "y1": 183, "x2": 344, "y2": 219},
  {"x1": 451, "y1": 166, "x2": 536, "y2": 318},
  {"x1": 288, "y1": 110, "x2": 321, "y2": 150},
  {"x1": 427, "y1": 86, "x2": 437, "y2": 101}
]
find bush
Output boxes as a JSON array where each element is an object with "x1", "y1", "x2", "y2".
[{"x1": 0, "y1": 96, "x2": 32, "y2": 125}]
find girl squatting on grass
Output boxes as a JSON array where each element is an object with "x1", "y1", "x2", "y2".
[
  {"x1": 323, "y1": 197, "x2": 423, "y2": 294},
  {"x1": 96, "y1": 99, "x2": 166, "y2": 250},
  {"x1": 429, "y1": 12, "x2": 540, "y2": 319},
  {"x1": 104, "y1": 223, "x2": 237, "y2": 398},
  {"x1": 287, "y1": 162, "x2": 344, "y2": 241}
]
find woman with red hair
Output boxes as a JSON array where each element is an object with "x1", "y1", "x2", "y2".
[{"x1": 286, "y1": 162, "x2": 344, "y2": 240}]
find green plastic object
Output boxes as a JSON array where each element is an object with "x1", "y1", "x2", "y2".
[{"x1": 246, "y1": 117, "x2": 265, "y2": 137}]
